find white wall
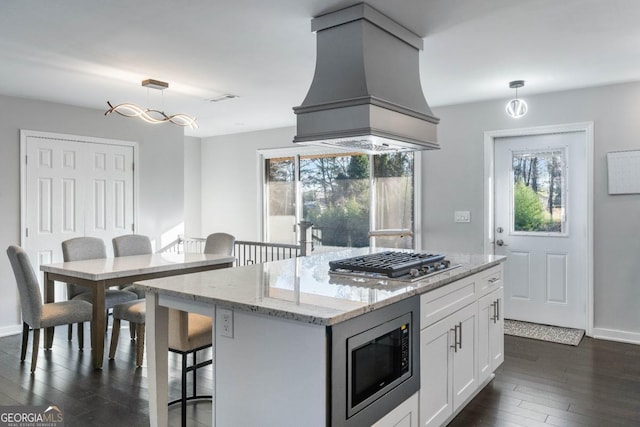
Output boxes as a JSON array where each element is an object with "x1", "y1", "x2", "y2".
[
  {"x1": 0, "y1": 94, "x2": 185, "y2": 333},
  {"x1": 200, "y1": 127, "x2": 296, "y2": 240},
  {"x1": 198, "y1": 82, "x2": 640, "y2": 342},
  {"x1": 184, "y1": 136, "x2": 202, "y2": 238}
]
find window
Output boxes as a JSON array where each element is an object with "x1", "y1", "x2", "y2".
[
  {"x1": 261, "y1": 148, "x2": 419, "y2": 250},
  {"x1": 512, "y1": 149, "x2": 566, "y2": 234}
]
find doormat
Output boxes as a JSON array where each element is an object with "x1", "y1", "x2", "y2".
[{"x1": 504, "y1": 319, "x2": 584, "y2": 346}]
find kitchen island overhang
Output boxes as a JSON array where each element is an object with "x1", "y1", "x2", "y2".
[{"x1": 138, "y1": 248, "x2": 506, "y2": 427}]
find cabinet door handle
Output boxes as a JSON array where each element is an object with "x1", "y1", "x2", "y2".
[
  {"x1": 450, "y1": 323, "x2": 462, "y2": 352},
  {"x1": 491, "y1": 302, "x2": 497, "y2": 323},
  {"x1": 450, "y1": 325, "x2": 458, "y2": 352},
  {"x1": 496, "y1": 299, "x2": 500, "y2": 321}
]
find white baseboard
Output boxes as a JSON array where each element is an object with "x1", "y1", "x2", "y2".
[
  {"x1": 592, "y1": 327, "x2": 640, "y2": 345},
  {"x1": 0, "y1": 324, "x2": 22, "y2": 338}
]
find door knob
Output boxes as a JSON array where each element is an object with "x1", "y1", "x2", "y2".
[{"x1": 496, "y1": 239, "x2": 508, "y2": 247}]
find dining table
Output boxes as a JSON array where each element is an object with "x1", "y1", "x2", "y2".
[{"x1": 40, "y1": 252, "x2": 235, "y2": 369}]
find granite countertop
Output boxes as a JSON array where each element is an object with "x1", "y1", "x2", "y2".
[
  {"x1": 40, "y1": 253, "x2": 235, "y2": 280},
  {"x1": 137, "y1": 248, "x2": 505, "y2": 326}
]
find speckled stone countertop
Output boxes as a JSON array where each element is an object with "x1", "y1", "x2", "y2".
[{"x1": 137, "y1": 248, "x2": 505, "y2": 326}]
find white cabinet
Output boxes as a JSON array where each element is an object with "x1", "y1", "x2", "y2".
[
  {"x1": 373, "y1": 392, "x2": 419, "y2": 427},
  {"x1": 419, "y1": 302, "x2": 478, "y2": 427},
  {"x1": 419, "y1": 264, "x2": 504, "y2": 427},
  {"x1": 478, "y1": 286, "x2": 504, "y2": 384}
]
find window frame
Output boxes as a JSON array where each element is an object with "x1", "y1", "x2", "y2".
[
  {"x1": 257, "y1": 146, "x2": 422, "y2": 249},
  {"x1": 509, "y1": 147, "x2": 569, "y2": 238}
]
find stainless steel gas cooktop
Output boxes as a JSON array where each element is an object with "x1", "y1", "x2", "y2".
[{"x1": 328, "y1": 251, "x2": 460, "y2": 283}]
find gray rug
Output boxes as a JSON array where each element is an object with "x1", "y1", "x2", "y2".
[{"x1": 504, "y1": 319, "x2": 585, "y2": 346}]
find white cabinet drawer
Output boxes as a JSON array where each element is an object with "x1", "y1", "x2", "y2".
[
  {"x1": 476, "y1": 266, "x2": 502, "y2": 297},
  {"x1": 420, "y1": 275, "x2": 476, "y2": 329}
]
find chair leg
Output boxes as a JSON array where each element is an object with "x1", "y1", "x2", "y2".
[
  {"x1": 68, "y1": 324, "x2": 72, "y2": 341},
  {"x1": 109, "y1": 318, "x2": 121, "y2": 360},
  {"x1": 20, "y1": 322, "x2": 29, "y2": 362},
  {"x1": 78, "y1": 322, "x2": 84, "y2": 350},
  {"x1": 135, "y1": 323, "x2": 145, "y2": 367},
  {"x1": 31, "y1": 328, "x2": 40, "y2": 373}
]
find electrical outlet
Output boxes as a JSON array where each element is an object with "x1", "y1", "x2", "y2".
[
  {"x1": 219, "y1": 308, "x2": 234, "y2": 338},
  {"x1": 454, "y1": 211, "x2": 471, "y2": 223}
]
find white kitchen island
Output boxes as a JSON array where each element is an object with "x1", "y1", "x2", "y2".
[{"x1": 137, "y1": 248, "x2": 505, "y2": 427}]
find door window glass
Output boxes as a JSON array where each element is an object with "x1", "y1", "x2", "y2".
[
  {"x1": 512, "y1": 150, "x2": 566, "y2": 234},
  {"x1": 263, "y1": 150, "x2": 417, "y2": 249},
  {"x1": 372, "y1": 153, "x2": 414, "y2": 249},
  {"x1": 300, "y1": 153, "x2": 370, "y2": 247},
  {"x1": 266, "y1": 157, "x2": 296, "y2": 243}
]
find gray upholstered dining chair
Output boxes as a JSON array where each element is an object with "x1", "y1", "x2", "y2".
[
  {"x1": 168, "y1": 309, "x2": 214, "y2": 427},
  {"x1": 109, "y1": 299, "x2": 146, "y2": 366},
  {"x1": 61, "y1": 237, "x2": 137, "y2": 341},
  {"x1": 108, "y1": 234, "x2": 152, "y2": 364},
  {"x1": 112, "y1": 234, "x2": 153, "y2": 298},
  {"x1": 203, "y1": 232, "x2": 235, "y2": 256},
  {"x1": 7, "y1": 245, "x2": 93, "y2": 373}
]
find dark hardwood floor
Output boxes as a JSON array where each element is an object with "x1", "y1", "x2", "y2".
[
  {"x1": 0, "y1": 325, "x2": 638, "y2": 426},
  {"x1": 0, "y1": 324, "x2": 213, "y2": 427},
  {"x1": 451, "y1": 334, "x2": 640, "y2": 427}
]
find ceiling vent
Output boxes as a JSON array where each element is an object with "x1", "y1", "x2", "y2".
[{"x1": 293, "y1": 3, "x2": 439, "y2": 154}]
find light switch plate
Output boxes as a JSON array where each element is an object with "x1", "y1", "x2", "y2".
[
  {"x1": 219, "y1": 308, "x2": 234, "y2": 338},
  {"x1": 454, "y1": 211, "x2": 471, "y2": 223}
]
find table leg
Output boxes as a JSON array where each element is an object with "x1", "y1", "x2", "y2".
[
  {"x1": 91, "y1": 281, "x2": 107, "y2": 369},
  {"x1": 43, "y1": 272, "x2": 55, "y2": 349},
  {"x1": 147, "y1": 292, "x2": 169, "y2": 427}
]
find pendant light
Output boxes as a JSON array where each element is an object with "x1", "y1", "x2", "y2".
[
  {"x1": 505, "y1": 80, "x2": 528, "y2": 118},
  {"x1": 105, "y1": 79, "x2": 198, "y2": 128}
]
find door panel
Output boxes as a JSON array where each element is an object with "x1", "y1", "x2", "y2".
[
  {"x1": 508, "y1": 251, "x2": 531, "y2": 299},
  {"x1": 546, "y1": 253, "x2": 567, "y2": 303},
  {"x1": 24, "y1": 135, "x2": 135, "y2": 299},
  {"x1": 495, "y1": 132, "x2": 587, "y2": 329}
]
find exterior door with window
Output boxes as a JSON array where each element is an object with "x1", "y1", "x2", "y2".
[{"x1": 494, "y1": 132, "x2": 587, "y2": 329}]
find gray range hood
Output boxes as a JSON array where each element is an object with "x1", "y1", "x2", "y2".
[{"x1": 293, "y1": 3, "x2": 439, "y2": 154}]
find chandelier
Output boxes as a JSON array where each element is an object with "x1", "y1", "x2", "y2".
[{"x1": 105, "y1": 79, "x2": 198, "y2": 128}]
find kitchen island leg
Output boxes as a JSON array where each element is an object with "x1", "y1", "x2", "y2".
[{"x1": 147, "y1": 292, "x2": 169, "y2": 427}]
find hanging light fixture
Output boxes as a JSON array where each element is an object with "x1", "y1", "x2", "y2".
[
  {"x1": 105, "y1": 79, "x2": 198, "y2": 128},
  {"x1": 505, "y1": 80, "x2": 528, "y2": 118}
]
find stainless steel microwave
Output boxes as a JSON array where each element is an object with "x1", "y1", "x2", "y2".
[{"x1": 330, "y1": 297, "x2": 420, "y2": 427}]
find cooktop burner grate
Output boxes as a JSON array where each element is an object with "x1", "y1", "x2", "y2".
[{"x1": 329, "y1": 251, "x2": 448, "y2": 278}]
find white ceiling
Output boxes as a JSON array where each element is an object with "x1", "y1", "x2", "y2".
[{"x1": 1, "y1": 0, "x2": 639, "y2": 138}]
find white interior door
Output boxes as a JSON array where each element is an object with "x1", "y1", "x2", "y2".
[
  {"x1": 23, "y1": 133, "x2": 135, "y2": 299},
  {"x1": 494, "y1": 131, "x2": 587, "y2": 329}
]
